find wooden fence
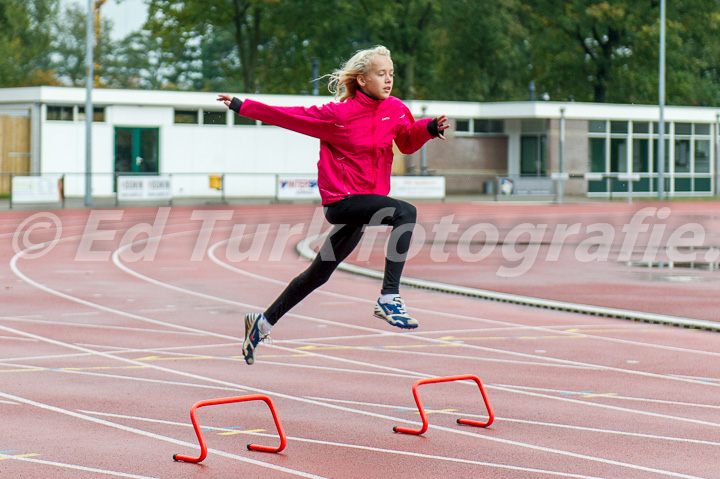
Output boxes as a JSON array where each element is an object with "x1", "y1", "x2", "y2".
[{"x1": 0, "y1": 114, "x2": 31, "y2": 194}]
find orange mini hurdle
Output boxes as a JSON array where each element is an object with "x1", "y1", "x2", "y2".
[
  {"x1": 393, "y1": 374, "x2": 494, "y2": 436},
  {"x1": 173, "y1": 394, "x2": 287, "y2": 463}
]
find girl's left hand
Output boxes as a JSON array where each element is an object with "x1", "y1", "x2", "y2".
[{"x1": 436, "y1": 115, "x2": 449, "y2": 139}]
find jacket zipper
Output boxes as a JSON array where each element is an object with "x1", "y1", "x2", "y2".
[{"x1": 371, "y1": 103, "x2": 378, "y2": 186}]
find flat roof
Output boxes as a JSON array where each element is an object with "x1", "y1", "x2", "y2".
[{"x1": 2, "y1": 86, "x2": 720, "y2": 122}]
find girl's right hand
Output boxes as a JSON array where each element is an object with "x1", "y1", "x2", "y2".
[{"x1": 217, "y1": 94, "x2": 233, "y2": 107}]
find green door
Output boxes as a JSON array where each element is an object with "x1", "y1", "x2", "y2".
[
  {"x1": 521, "y1": 135, "x2": 546, "y2": 176},
  {"x1": 115, "y1": 127, "x2": 159, "y2": 175}
]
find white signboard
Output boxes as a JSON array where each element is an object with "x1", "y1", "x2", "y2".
[
  {"x1": 497, "y1": 177, "x2": 554, "y2": 197},
  {"x1": 11, "y1": 176, "x2": 63, "y2": 204},
  {"x1": 390, "y1": 176, "x2": 446, "y2": 199},
  {"x1": 117, "y1": 175, "x2": 172, "y2": 201},
  {"x1": 277, "y1": 176, "x2": 321, "y2": 200}
]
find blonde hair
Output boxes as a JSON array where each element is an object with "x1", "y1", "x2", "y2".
[{"x1": 325, "y1": 45, "x2": 392, "y2": 102}]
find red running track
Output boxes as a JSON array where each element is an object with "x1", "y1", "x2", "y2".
[{"x1": 1, "y1": 201, "x2": 720, "y2": 478}]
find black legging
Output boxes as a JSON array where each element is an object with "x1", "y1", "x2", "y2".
[{"x1": 263, "y1": 194, "x2": 417, "y2": 325}]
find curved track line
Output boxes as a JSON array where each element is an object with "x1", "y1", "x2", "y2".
[
  {"x1": 12, "y1": 229, "x2": 720, "y2": 388},
  {"x1": 209, "y1": 236, "x2": 720, "y2": 360},
  {"x1": 207, "y1": 237, "x2": 720, "y2": 384},
  {"x1": 0, "y1": 324, "x2": 706, "y2": 479},
  {"x1": 7, "y1": 224, "x2": 717, "y2": 477},
  {"x1": 296, "y1": 235, "x2": 720, "y2": 331},
  {"x1": 7, "y1": 253, "x2": 709, "y2": 476}
]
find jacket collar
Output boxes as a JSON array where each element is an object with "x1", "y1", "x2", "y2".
[{"x1": 355, "y1": 89, "x2": 383, "y2": 105}]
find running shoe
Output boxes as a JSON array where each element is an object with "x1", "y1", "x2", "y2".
[
  {"x1": 373, "y1": 297, "x2": 419, "y2": 329},
  {"x1": 242, "y1": 313, "x2": 269, "y2": 365}
]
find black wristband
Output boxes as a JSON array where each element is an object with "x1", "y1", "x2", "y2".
[
  {"x1": 427, "y1": 118, "x2": 445, "y2": 138},
  {"x1": 229, "y1": 97, "x2": 243, "y2": 114},
  {"x1": 427, "y1": 118, "x2": 439, "y2": 137}
]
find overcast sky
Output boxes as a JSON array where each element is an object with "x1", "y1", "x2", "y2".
[{"x1": 64, "y1": 0, "x2": 149, "y2": 39}]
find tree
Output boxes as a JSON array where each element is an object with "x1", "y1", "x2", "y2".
[
  {"x1": 521, "y1": 0, "x2": 720, "y2": 105},
  {"x1": 0, "y1": 0, "x2": 58, "y2": 87},
  {"x1": 144, "y1": 0, "x2": 290, "y2": 92},
  {"x1": 352, "y1": 0, "x2": 437, "y2": 100},
  {"x1": 50, "y1": 2, "x2": 117, "y2": 87},
  {"x1": 427, "y1": 0, "x2": 529, "y2": 101}
]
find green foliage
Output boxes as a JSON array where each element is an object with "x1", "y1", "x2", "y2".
[
  {"x1": 49, "y1": 3, "x2": 116, "y2": 86},
  {"x1": 4, "y1": 0, "x2": 720, "y2": 106},
  {"x1": 521, "y1": 0, "x2": 720, "y2": 105},
  {"x1": 0, "y1": 0, "x2": 58, "y2": 87}
]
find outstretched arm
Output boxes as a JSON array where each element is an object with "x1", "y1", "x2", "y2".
[
  {"x1": 395, "y1": 109, "x2": 450, "y2": 154},
  {"x1": 217, "y1": 94, "x2": 340, "y2": 142}
]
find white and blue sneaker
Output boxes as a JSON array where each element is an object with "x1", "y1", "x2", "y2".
[
  {"x1": 242, "y1": 313, "x2": 269, "y2": 365},
  {"x1": 374, "y1": 297, "x2": 419, "y2": 329}
]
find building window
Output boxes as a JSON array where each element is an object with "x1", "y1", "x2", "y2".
[
  {"x1": 47, "y1": 106, "x2": 73, "y2": 121},
  {"x1": 652, "y1": 122, "x2": 670, "y2": 134},
  {"x1": 610, "y1": 138, "x2": 627, "y2": 173},
  {"x1": 695, "y1": 140, "x2": 711, "y2": 173},
  {"x1": 474, "y1": 119, "x2": 504, "y2": 134},
  {"x1": 234, "y1": 115, "x2": 256, "y2": 126},
  {"x1": 633, "y1": 122, "x2": 650, "y2": 134},
  {"x1": 455, "y1": 119, "x2": 470, "y2": 132},
  {"x1": 675, "y1": 122, "x2": 692, "y2": 135},
  {"x1": 674, "y1": 140, "x2": 691, "y2": 173},
  {"x1": 521, "y1": 135, "x2": 546, "y2": 176},
  {"x1": 588, "y1": 120, "x2": 606, "y2": 133},
  {"x1": 455, "y1": 118, "x2": 504, "y2": 135},
  {"x1": 589, "y1": 138, "x2": 606, "y2": 172},
  {"x1": 203, "y1": 110, "x2": 226, "y2": 125},
  {"x1": 78, "y1": 107, "x2": 105, "y2": 122},
  {"x1": 633, "y1": 139, "x2": 650, "y2": 173},
  {"x1": 695, "y1": 123, "x2": 711, "y2": 135},
  {"x1": 588, "y1": 120, "x2": 713, "y2": 196},
  {"x1": 174, "y1": 109, "x2": 198, "y2": 124},
  {"x1": 610, "y1": 121, "x2": 628, "y2": 134}
]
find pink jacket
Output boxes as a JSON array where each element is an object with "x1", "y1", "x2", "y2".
[{"x1": 238, "y1": 91, "x2": 434, "y2": 205}]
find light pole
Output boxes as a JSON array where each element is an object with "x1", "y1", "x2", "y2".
[
  {"x1": 657, "y1": 0, "x2": 666, "y2": 200},
  {"x1": 84, "y1": 0, "x2": 94, "y2": 206}
]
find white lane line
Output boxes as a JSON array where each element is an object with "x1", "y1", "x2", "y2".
[
  {"x1": 8, "y1": 225, "x2": 716, "y2": 477},
  {"x1": 16, "y1": 231, "x2": 720, "y2": 419},
  {"x1": 0, "y1": 316, "x2": 710, "y2": 477},
  {"x1": 281, "y1": 338, "x2": 597, "y2": 370},
  {"x1": 111, "y1": 239, "x2": 720, "y2": 387},
  {"x1": 501, "y1": 384, "x2": 720, "y2": 410},
  {"x1": 108, "y1": 216, "x2": 720, "y2": 370},
  {"x1": 0, "y1": 315, "x2": 204, "y2": 336},
  {"x1": 491, "y1": 384, "x2": 720, "y2": 428},
  {"x1": 212, "y1": 234, "x2": 720, "y2": 359},
  {"x1": 307, "y1": 396, "x2": 720, "y2": 448},
  {"x1": 0, "y1": 391, "x2": 328, "y2": 479},
  {"x1": 0, "y1": 358, "x2": 248, "y2": 394},
  {"x1": 0, "y1": 335, "x2": 37, "y2": 342},
  {"x1": 0, "y1": 453, "x2": 161, "y2": 479},
  {"x1": 0, "y1": 340, "x2": 239, "y2": 364},
  {"x1": 78, "y1": 410, "x2": 606, "y2": 479}
]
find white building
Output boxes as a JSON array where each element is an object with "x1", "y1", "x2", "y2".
[{"x1": 1, "y1": 86, "x2": 719, "y2": 198}]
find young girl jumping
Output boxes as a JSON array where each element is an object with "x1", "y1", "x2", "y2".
[{"x1": 218, "y1": 45, "x2": 448, "y2": 365}]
